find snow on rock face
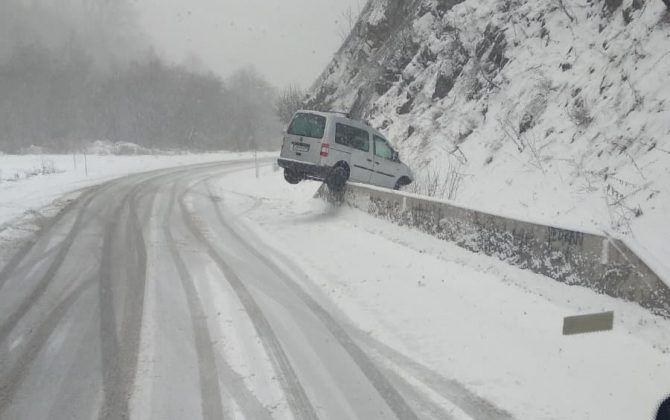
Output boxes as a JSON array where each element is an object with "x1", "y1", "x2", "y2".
[{"x1": 307, "y1": 0, "x2": 670, "y2": 281}]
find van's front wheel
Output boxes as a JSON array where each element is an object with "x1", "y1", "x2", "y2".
[
  {"x1": 284, "y1": 169, "x2": 302, "y2": 185},
  {"x1": 394, "y1": 176, "x2": 412, "y2": 191}
]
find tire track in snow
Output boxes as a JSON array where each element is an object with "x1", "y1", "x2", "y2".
[
  {"x1": 350, "y1": 332, "x2": 515, "y2": 420},
  {"x1": 205, "y1": 176, "x2": 514, "y2": 420},
  {"x1": 377, "y1": 366, "x2": 459, "y2": 420},
  {"x1": 0, "y1": 279, "x2": 95, "y2": 417},
  {"x1": 96, "y1": 167, "x2": 211, "y2": 420},
  {"x1": 202, "y1": 184, "x2": 420, "y2": 420},
  {"x1": 0, "y1": 161, "x2": 263, "y2": 419},
  {"x1": 97, "y1": 171, "x2": 184, "y2": 420},
  {"x1": 0, "y1": 192, "x2": 97, "y2": 345},
  {"x1": 2, "y1": 245, "x2": 61, "y2": 286},
  {"x1": 97, "y1": 179, "x2": 152, "y2": 420},
  {"x1": 124, "y1": 162, "x2": 271, "y2": 420},
  {"x1": 163, "y1": 184, "x2": 225, "y2": 420},
  {"x1": 41, "y1": 164, "x2": 248, "y2": 420},
  {"x1": 0, "y1": 188, "x2": 97, "y2": 292},
  {"x1": 97, "y1": 187, "x2": 133, "y2": 420},
  {"x1": 0, "y1": 160, "x2": 230, "y2": 291},
  {"x1": 0, "y1": 177, "x2": 143, "y2": 344},
  {"x1": 212, "y1": 352, "x2": 275, "y2": 420},
  {"x1": 0, "y1": 179, "x2": 155, "y2": 418},
  {"x1": 178, "y1": 188, "x2": 319, "y2": 420},
  {"x1": 163, "y1": 168, "x2": 274, "y2": 420}
]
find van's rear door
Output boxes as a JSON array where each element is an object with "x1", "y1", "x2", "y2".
[
  {"x1": 281, "y1": 112, "x2": 327, "y2": 164},
  {"x1": 334, "y1": 122, "x2": 373, "y2": 184}
]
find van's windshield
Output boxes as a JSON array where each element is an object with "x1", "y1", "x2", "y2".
[{"x1": 287, "y1": 113, "x2": 326, "y2": 139}]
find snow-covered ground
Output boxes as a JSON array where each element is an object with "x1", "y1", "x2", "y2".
[
  {"x1": 1, "y1": 153, "x2": 668, "y2": 418},
  {"x1": 212, "y1": 165, "x2": 670, "y2": 420},
  {"x1": 0, "y1": 152, "x2": 274, "y2": 229}
]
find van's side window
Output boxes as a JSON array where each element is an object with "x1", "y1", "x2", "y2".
[
  {"x1": 335, "y1": 123, "x2": 369, "y2": 152},
  {"x1": 374, "y1": 135, "x2": 394, "y2": 160}
]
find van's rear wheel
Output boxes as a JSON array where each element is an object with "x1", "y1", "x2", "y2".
[
  {"x1": 326, "y1": 166, "x2": 348, "y2": 192},
  {"x1": 284, "y1": 169, "x2": 302, "y2": 185}
]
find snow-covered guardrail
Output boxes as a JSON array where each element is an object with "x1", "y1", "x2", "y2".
[{"x1": 317, "y1": 183, "x2": 670, "y2": 319}]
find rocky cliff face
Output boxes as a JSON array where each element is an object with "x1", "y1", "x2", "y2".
[{"x1": 307, "y1": 0, "x2": 670, "y2": 276}]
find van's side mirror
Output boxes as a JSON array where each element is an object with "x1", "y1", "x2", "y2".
[{"x1": 392, "y1": 151, "x2": 400, "y2": 162}]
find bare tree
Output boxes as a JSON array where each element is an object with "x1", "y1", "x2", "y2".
[
  {"x1": 567, "y1": 95, "x2": 593, "y2": 127},
  {"x1": 275, "y1": 85, "x2": 305, "y2": 124},
  {"x1": 227, "y1": 67, "x2": 281, "y2": 151},
  {"x1": 407, "y1": 163, "x2": 465, "y2": 200},
  {"x1": 337, "y1": 2, "x2": 364, "y2": 41}
]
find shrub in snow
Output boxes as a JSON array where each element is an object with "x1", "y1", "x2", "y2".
[
  {"x1": 407, "y1": 163, "x2": 464, "y2": 200},
  {"x1": 87, "y1": 140, "x2": 116, "y2": 155},
  {"x1": 87, "y1": 140, "x2": 154, "y2": 156},
  {"x1": 604, "y1": 0, "x2": 623, "y2": 12},
  {"x1": 113, "y1": 142, "x2": 152, "y2": 156},
  {"x1": 37, "y1": 159, "x2": 58, "y2": 175},
  {"x1": 568, "y1": 96, "x2": 593, "y2": 128},
  {"x1": 475, "y1": 24, "x2": 509, "y2": 75},
  {"x1": 519, "y1": 112, "x2": 535, "y2": 134},
  {"x1": 19, "y1": 145, "x2": 47, "y2": 155},
  {"x1": 397, "y1": 95, "x2": 415, "y2": 114},
  {"x1": 275, "y1": 85, "x2": 305, "y2": 124}
]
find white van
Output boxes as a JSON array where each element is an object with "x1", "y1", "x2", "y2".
[{"x1": 277, "y1": 110, "x2": 414, "y2": 191}]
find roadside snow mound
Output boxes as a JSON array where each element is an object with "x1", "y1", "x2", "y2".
[
  {"x1": 86, "y1": 140, "x2": 160, "y2": 155},
  {"x1": 307, "y1": 0, "x2": 670, "y2": 279}
]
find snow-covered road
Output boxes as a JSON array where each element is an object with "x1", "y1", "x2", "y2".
[{"x1": 0, "y1": 159, "x2": 668, "y2": 420}]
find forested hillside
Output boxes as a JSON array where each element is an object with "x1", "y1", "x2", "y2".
[{"x1": 0, "y1": 0, "x2": 280, "y2": 153}]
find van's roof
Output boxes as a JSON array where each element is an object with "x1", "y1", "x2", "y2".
[
  {"x1": 294, "y1": 109, "x2": 389, "y2": 141},
  {"x1": 294, "y1": 109, "x2": 352, "y2": 119}
]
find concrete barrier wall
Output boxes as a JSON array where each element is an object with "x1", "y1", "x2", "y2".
[{"x1": 317, "y1": 183, "x2": 670, "y2": 319}]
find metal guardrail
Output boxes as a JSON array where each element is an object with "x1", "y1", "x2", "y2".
[{"x1": 316, "y1": 183, "x2": 670, "y2": 319}]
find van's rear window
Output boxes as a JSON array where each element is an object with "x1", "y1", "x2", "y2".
[{"x1": 287, "y1": 113, "x2": 326, "y2": 139}]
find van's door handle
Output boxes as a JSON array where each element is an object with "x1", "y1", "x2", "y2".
[
  {"x1": 366, "y1": 158, "x2": 373, "y2": 162},
  {"x1": 375, "y1": 162, "x2": 380, "y2": 165}
]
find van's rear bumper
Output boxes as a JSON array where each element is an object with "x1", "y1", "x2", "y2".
[{"x1": 277, "y1": 158, "x2": 331, "y2": 181}]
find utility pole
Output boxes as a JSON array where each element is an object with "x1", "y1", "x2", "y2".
[
  {"x1": 255, "y1": 150, "x2": 259, "y2": 179},
  {"x1": 72, "y1": 140, "x2": 77, "y2": 170},
  {"x1": 251, "y1": 135, "x2": 259, "y2": 179}
]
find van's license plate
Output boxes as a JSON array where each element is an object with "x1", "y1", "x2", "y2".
[{"x1": 292, "y1": 143, "x2": 310, "y2": 153}]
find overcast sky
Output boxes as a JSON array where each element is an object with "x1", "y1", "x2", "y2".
[{"x1": 135, "y1": 0, "x2": 364, "y2": 88}]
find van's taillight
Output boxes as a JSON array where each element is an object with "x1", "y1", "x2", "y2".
[{"x1": 320, "y1": 143, "x2": 330, "y2": 157}]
